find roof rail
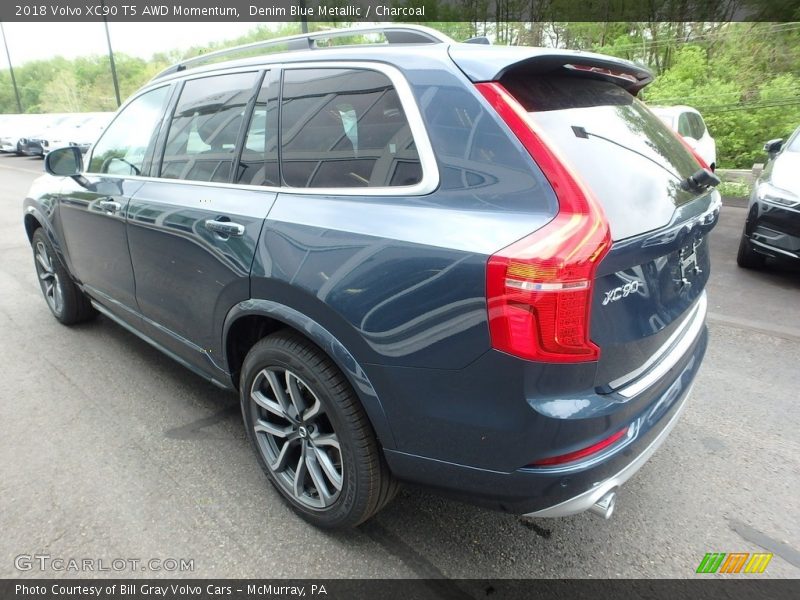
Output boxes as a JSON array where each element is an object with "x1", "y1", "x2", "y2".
[{"x1": 150, "y1": 25, "x2": 453, "y2": 82}]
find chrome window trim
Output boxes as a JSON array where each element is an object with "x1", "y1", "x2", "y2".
[
  {"x1": 86, "y1": 61, "x2": 440, "y2": 197},
  {"x1": 616, "y1": 291, "x2": 707, "y2": 399}
]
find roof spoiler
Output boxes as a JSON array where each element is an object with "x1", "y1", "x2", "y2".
[{"x1": 448, "y1": 45, "x2": 653, "y2": 95}]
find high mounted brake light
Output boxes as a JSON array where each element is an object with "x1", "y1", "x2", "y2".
[
  {"x1": 476, "y1": 82, "x2": 611, "y2": 363},
  {"x1": 563, "y1": 63, "x2": 639, "y2": 84}
]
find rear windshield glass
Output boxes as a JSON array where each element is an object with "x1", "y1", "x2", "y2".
[{"x1": 502, "y1": 74, "x2": 702, "y2": 237}]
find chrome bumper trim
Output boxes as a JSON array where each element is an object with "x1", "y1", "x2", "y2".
[
  {"x1": 616, "y1": 292, "x2": 706, "y2": 398},
  {"x1": 523, "y1": 384, "x2": 692, "y2": 519},
  {"x1": 609, "y1": 291, "x2": 706, "y2": 390}
]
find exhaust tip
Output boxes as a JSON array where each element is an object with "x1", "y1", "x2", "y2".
[{"x1": 589, "y1": 490, "x2": 617, "y2": 519}]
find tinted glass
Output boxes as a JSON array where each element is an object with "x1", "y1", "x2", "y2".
[
  {"x1": 88, "y1": 86, "x2": 169, "y2": 175},
  {"x1": 280, "y1": 68, "x2": 422, "y2": 188},
  {"x1": 160, "y1": 72, "x2": 258, "y2": 183},
  {"x1": 422, "y1": 84, "x2": 554, "y2": 210},
  {"x1": 236, "y1": 75, "x2": 279, "y2": 186},
  {"x1": 677, "y1": 112, "x2": 693, "y2": 137},
  {"x1": 654, "y1": 113, "x2": 673, "y2": 128},
  {"x1": 503, "y1": 74, "x2": 703, "y2": 238},
  {"x1": 690, "y1": 113, "x2": 706, "y2": 138}
]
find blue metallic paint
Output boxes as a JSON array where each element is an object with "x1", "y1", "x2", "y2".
[{"x1": 383, "y1": 327, "x2": 706, "y2": 513}]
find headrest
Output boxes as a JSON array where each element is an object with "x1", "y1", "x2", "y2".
[{"x1": 196, "y1": 110, "x2": 241, "y2": 149}]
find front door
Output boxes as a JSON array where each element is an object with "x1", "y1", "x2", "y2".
[{"x1": 56, "y1": 85, "x2": 171, "y2": 318}]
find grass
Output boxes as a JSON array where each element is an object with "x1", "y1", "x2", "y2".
[{"x1": 717, "y1": 180, "x2": 751, "y2": 199}]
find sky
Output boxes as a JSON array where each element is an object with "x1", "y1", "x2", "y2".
[{"x1": 0, "y1": 22, "x2": 274, "y2": 67}]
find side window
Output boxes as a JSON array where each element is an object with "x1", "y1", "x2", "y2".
[
  {"x1": 236, "y1": 75, "x2": 279, "y2": 186},
  {"x1": 691, "y1": 113, "x2": 707, "y2": 138},
  {"x1": 88, "y1": 86, "x2": 169, "y2": 175},
  {"x1": 280, "y1": 68, "x2": 422, "y2": 188},
  {"x1": 159, "y1": 72, "x2": 258, "y2": 183},
  {"x1": 677, "y1": 112, "x2": 693, "y2": 138}
]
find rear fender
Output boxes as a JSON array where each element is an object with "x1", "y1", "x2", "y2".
[{"x1": 223, "y1": 299, "x2": 396, "y2": 450}]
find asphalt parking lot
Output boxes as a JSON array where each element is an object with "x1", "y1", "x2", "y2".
[{"x1": 1, "y1": 153, "x2": 798, "y2": 580}]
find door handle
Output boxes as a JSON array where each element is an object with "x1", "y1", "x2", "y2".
[
  {"x1": 98, "y1": 199, "x2": 122, "y2": 213},
  {"x1": 204, "y1": 219, "x2": 245, "y2": 237}
]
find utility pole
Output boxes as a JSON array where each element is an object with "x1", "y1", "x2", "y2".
[
  {"x1": 101, "y1": 1, "x2": 121, "y2": 107},
  {"x1": 0, "y1": 22, "x2": 23, "y2": 113},
  {"x1": 299, "y1": 0, "x2": 308, "y2": 33}
]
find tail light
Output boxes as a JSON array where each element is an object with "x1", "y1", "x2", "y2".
[{"x1": 476, "y1": 82, "x2": 611, "y2": 363}]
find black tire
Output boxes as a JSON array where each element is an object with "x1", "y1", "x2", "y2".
[
  {"x1": 31, "y1": 228, "x2": 96, "y2": 325},
  {"x1": 736, "y1": 230, "x2": 766, "y2": 269},
  {"x1": 240, "y1": 331, "x2": 398, "y2": 528}
]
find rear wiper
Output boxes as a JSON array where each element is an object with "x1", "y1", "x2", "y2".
[
  {"x1": 681, "y1": 168, "x2": 720, "y2": 193},
  {"x1": 571, "y1": 125, "x2": 719, "y2": 194}
]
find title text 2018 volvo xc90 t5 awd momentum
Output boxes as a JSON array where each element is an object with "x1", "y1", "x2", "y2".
[{"x1": 24, "y1": 26, "x2": 719, "y2": 528}]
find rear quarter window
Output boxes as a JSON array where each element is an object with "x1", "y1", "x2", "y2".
[{"x1": 420, "y1": 84, "x2": 556, "y2": 212}]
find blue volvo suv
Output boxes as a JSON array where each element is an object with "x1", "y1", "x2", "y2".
[{"x1": 24, "y1": 26, "x2": 720, "y2": 528}]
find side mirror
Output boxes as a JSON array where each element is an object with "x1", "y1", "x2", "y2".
[
  {"x1": 45, "y1": 146, "x2": 83, "y2": 177},
  {"x1": 764, "y1": 138, "x2": 783, "y2": 158}
]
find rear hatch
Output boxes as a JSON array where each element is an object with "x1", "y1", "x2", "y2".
[{"x1": 453, "y1": 47, "x2": 720, "y2": 389}]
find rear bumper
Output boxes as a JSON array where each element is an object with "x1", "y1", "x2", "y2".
[
  {"x1": 18, "y1": 140, "x2": 44, "y2": 156},
  {"x1": 381, "y1": 319, "x2": 707, "y2": 515},
  {"x1": 373, "y1": 298, "x2": 708, "y2": 517},
  {"x1": 524, "y1": 383, "x2": 691, "y2": 518}
]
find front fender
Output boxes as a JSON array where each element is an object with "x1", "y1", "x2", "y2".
[
  {"x1": 223, "y1": 299, "x2": 396, "y2": 450},
  {"x1": 23, "y1": 186, "x2": 67, "y2": 268}
]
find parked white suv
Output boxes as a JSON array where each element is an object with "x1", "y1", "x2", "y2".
[{"x1": 650, "y1": 105, "x2": 717, "y2": 170}]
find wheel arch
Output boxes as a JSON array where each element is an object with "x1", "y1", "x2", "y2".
[
  {"x1": 24, "y1": 211, "x2": 42, "y2": 242},
  {"x1": 223, "y1": 300, "x2": 396, "y2": 450},
  {"x1": 23, "y1": 206, "x2": 62, "y2": 253}
]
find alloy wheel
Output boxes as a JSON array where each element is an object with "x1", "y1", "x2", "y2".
[
  {"x1": 34, "y1": 240, "x2": 63, "y2": 316},
  {"x1": 249, "y1": 367, "x2": 343, "y2": 509}
]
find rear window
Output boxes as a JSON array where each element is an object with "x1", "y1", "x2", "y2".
[{"x1": 502, "y1": 74, "x2": 702, "y2": 239}]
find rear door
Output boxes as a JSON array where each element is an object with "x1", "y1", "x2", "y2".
[
  {"x1": 125, "y1": 70, "x2": 277, "y2": 375},
  {"x1": 500, "y1": 72, "x2": 720, "y2": 388}
]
